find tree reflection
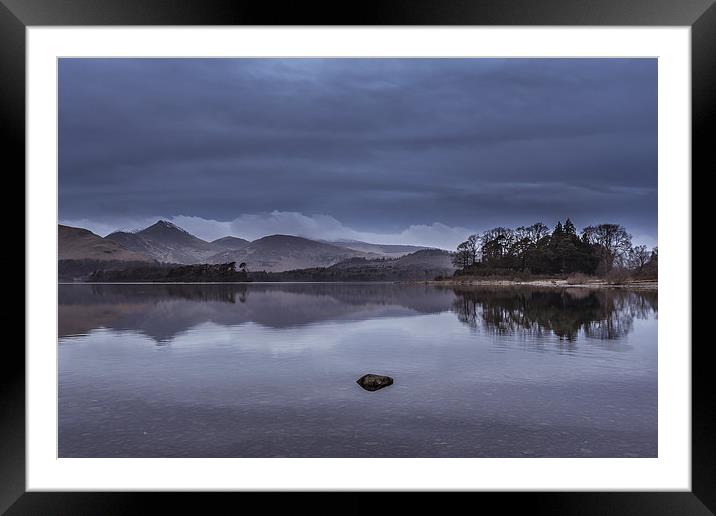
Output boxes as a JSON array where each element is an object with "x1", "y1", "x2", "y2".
[
  {"x1": 450, "y1": 287, "x2": 657, "y2": 341},
  {"x1": 87, "y1": 283, "x2": 249, "y2": 304}
]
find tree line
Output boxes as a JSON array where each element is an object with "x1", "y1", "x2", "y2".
[
  {"x1": 88, "y1": 262, "x2": 249, "y2": 282},
  {"x1": 452, "y1": 219, "x2": 657, "y2": 278}
]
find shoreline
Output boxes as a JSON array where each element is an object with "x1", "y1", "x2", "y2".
[
  {"x1": 416, "y1": 278, "x2": 658, "y2": 290},
  {"x1": 59, "y1": 278, "x2": 658, "y2": 289}
]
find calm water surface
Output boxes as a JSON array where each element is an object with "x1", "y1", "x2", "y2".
[{"x1": 59, "y1": 283, "x2": 657, "y2": 457}]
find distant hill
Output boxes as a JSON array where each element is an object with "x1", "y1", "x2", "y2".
[
  {"x1": 207, "y1": 234, "x2": 377, "y2": 272},
  {"x1": 327, "y1": 248, "x2": 456, "y2": 279},
  {"x1": 210, "y1": 236, "x2": 250, "y2": 250},
  {"x1": 250, "y1": 249, "x2": 456, "y2": 281},
  {"x1": 59, "y1": 225, "x2": 153, "y2": 262},
  {"x1": 107, "y1": 220, "x2": 247, "y2": 264},
  {"x1": 321, "y1": 239, "x2": 434, "y2": 257}
]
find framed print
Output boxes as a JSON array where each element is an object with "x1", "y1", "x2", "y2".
[{"x1": 6, "y1": 0, "x2": 710, "y2": 513}]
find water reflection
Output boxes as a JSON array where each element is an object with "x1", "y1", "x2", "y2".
[
  {"x1": 449, "y1": 287, "x2": 657, "y2": 342},
  {"x1": 59, "y1": 283, "x2": 455, "y2": 342},
  {"x1": 58, "y1": 283, "x2": 658, "y2": 458},
  {"x1": 59, "y1": 283, "x2": 656, "y2": 345}
]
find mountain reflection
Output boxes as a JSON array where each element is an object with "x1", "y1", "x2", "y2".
[
  {"x1": 449, "y1": 287, "x2": 657, "y2": 341},
  {"x1": 58, "y1": 283, "x2": 457, "y2": 342},
  {"x1": 58, "y1": 283, "x2": 657, "y2": 344}
]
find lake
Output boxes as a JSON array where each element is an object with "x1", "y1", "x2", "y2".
[{"x1": 58, "y1": 283, "x2": 657, "y2": 457}]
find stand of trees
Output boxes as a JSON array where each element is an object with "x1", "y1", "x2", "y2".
[
  {"x1": 88, "y1": 262, "x2": 249, "y2": 282},
  {"x1": 59, "y1": 259, "x2": 157, "y2": 282},
  {"x1": 453, "y1": 219, "x2": 657, "y2": 278}
]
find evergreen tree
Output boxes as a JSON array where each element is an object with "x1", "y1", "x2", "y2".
[
  {"x1": 564, "y1": 218, "x2": 576, "y2": 235},
  {"x1": 553, "y1": 221, "x2": 564, "y2": 237}
]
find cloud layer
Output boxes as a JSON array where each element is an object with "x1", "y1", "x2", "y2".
[{"x1": 59, "y1": 58, "x2": 657, "y2": 246}]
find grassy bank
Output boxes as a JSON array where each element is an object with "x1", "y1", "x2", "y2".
[{"x1": 417, "y1": 276, "x2": 657, "y2": 290}]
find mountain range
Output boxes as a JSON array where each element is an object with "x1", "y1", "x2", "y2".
[{"x1": 59, "y1": 220, "x2": 452, "y2": 274}]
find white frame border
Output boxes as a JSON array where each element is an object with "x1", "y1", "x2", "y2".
[{"x1": 27, "y1": 26, "x2": 691, "y2": 491}]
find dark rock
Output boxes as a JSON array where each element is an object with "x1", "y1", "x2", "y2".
[{"x1": 356, "y1": 374, "x2": 394, "y2": 391}]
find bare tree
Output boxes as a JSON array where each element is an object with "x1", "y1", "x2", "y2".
[
  {"x1": 517, "y1": 223, "x2": 549, "y2": 245},
  {"x1": 465, "y1": 234, "x2": 479, "y2": 265},
  {"x1": 581, "y1": 224, "x2": 632, "y2": 272},
  {"x1": 480, "y1": 227, "x2": 515, "y2": 261},
  {"x1": 626, "y1": 245, "x2": 651, "y2": 272},
  {"x1": 452, "y1": 241, "x2": 471, "y2": 269}
]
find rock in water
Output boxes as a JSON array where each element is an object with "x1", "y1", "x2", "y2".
[{"x1": 356, "y1": 374, "x2": 394, "y2": 391}]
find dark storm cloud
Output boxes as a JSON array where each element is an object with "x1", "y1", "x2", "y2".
[{"x1": 59, "y1": 58, "x2": 657, "y2": 246}]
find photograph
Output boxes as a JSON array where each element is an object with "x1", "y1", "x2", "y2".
[{"x1": 57, "y1": 57, "x2": 659, "y2": 459}]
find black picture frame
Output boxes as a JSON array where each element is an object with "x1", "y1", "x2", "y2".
[{"x1": 6, "y1": 0, "x2": 709, "y2": 513}]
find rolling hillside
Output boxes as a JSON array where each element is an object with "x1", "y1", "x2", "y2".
[
  {"x1": 207, "y1": 234, "x2": 376, "y2": 272},
  {"x1": 59, "y1": 225, "x2": 153, "y2": 262}
]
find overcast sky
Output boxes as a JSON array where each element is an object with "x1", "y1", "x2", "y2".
[{"x1": 59, "y1": 58, "x2": 657, "y2": 249}]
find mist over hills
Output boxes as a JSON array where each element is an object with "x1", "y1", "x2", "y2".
[
  {"x1": 207, "y1": 234, "x2": 379, "y2": 272},
  {"x1": 251, "y1": 249, "x2": 456, "y2": 282},
  {"x1": 59, "y1": 220, "x2": 455, "y2": 279},
  {"x1": 320, "y1": 239, "x2": 432, "y2": 258}
]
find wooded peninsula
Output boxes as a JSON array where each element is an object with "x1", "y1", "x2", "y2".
[{"x1": 444, "y1": 219, "x2": 657, "y2": 286}]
